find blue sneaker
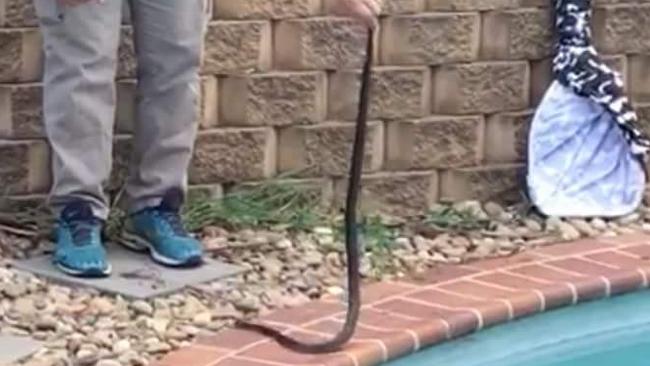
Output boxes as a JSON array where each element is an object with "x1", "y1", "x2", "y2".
[
  {"x1": 119, "y1": 189, "x2": 203, "y2": 267},
  {"x1": 53, "y1": 201, "x2": 111, "y2": 277}
]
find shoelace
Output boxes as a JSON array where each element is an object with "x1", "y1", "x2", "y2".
[
  {"x1": 156, "y1": 210, "x2": 188, "y2": 236},
  {"x1": 66, "y1": 220, "x2": 99, "y2": 246}
]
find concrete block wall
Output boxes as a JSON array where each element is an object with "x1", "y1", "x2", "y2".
[{"x1": 2, "y1": 0, "x2": 650, "y2": 216}]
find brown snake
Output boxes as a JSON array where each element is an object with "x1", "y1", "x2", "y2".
[{"x1": 234, "y1": 29, "x2": 375, "y2": 354}]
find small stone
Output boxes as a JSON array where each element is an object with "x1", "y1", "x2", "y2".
[
  {"x1": 146, "y1": 341, "x2": 171, "y2": 354},
  {"x1": 394, "y1": 237, "x2": 412, "y2": 250},
  {"x1": 568, "y1": 219, "x2": 598, "y2": 236},
  {"x1": 545, "y1": 217, "x2": 563, "y2": 231},
  {"x1": 304, "y1": 251, "x2": 323, "y2": 266},
  {"x1": 412, "y1": 235, "x2": 432, "y2": 251},
  {"x1": 164, "y1": 328, "x2": 188, "y2": 341},
  {"x1": 275, "y1": 238, "x2": 292, "y2": 249},
  {"x1": 618, "y1": 213, "x2": 640, "y2": 225},
  {"x1": 131, "y1": 301, "x2": 153, "y2": 316},
  {"x1": 496, "y1": 239, "x2": 516, "y2": 250},
  {"x1": 453, "y1": 200, "x2": 488, "y2": 220},
  {"x1": 262, "y1": 258, "x2": 284, "y2": 275},
  {"x1": 3, "y1": 283, "x2": 27, "y2": 298},
  {"x1": 113, "y1": 339, "x2": 131, "y2": 354},
  {"x1": 492, "y1": 224, "x2": 519, "y2": 238},
  {"x1": 558, "y1": 222, "x2": 581, "y2": 241},
  {"x1": 35, "y1": 315, "x2": 58, "y2": 331},
  {"x1": 151, "y1": 317, "x2": 170, "y2": 335},
  {"x1": 180, "y1": 325, "x2": 200, "y2": 336},
  {"x1": 76, "y1": 349, "x2": 98, "y2": 365},
  {"x1": 451, "y1": 236, "x2": 471, "y2": 248},
  {"x1": 590, "y1": 218, "x2": 608, "y2": 231},
  {"x1": 313, "y1": 227, "x2": 333, "y2": 236},
  {"x1": 430, "y1": 252, "x2": 448, "y2": 263},
  {"x1": 97, "y1": 360, "x2": 122, "y2": 366},
  {"x1": 325, "y1": 252, "x2": 342, "y2": 268},
  {"x1": 90, "y1": 297, "x2": 115, "y2": 315},
  {"x1": 524, "y1": 219, "x2": 542, "y2": 232},
  {"x1": 326, "y1": 286, "x2": 344, "y2": 296},
  {"x1": 193, "y1": 312, "x2": 213, "y2": 326},
  {"x1": 483, "y1": 201, "x2": 505, "y2": 218},
  {"x1": 234, "y1": 295, "x2": 260, "y2": 312},
  {"x1": 441, "y1": 246, "x2": 466, "y2": 258}
]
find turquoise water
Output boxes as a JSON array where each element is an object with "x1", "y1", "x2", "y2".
[{"x1": 384, "y1": 290, "x2": 650, "y2": 366}]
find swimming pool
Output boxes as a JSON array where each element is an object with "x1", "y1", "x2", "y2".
[{"x1": 384, "y1": 290, "x2": 650, "y2": 366}]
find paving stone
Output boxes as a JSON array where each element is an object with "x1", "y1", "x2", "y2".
[
  {"x1": 11, "y1": 243, "x2": 244, "y2": 299},
  {"x1": 0, "y1": 335, "x2": 41, "y2": 364}
]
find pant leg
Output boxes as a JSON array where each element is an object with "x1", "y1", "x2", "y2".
[
  {"x1": 34, "y1": 1, "x2": 122, "y2": 220},
  {"x1": 125, "y1": 0, "x2": 209, "y2": 212}
]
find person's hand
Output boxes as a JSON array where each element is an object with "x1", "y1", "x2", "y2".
[{"x1": 330, "y1": 0, "x2": 381, "y2": 29}]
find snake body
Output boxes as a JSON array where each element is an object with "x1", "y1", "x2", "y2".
[{"x1": 234, "y1": 29, "x2": 374, "y2": 354}]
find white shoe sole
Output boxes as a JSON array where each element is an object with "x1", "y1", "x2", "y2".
[
  {"x1": 119, "y1": 231, "x2": 202, "y2": 267},
  {"x1": 55, "y1": 261, "x2": 112, "y2": 278}
]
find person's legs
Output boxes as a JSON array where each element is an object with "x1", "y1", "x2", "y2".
[
  {"x1": 34, "y1": 1, "x2": 122, "y2": 276},
  {"x1": 119, "y1": 0, "x2": 208, "y2": 267}
]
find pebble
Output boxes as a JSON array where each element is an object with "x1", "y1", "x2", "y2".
[
  {"x1": 483, "y1": 202, "x2": 505, "y2": 218},
  {"x1": 234, "y1": 295, "x2": 260, "y2": 313},
  {"x1": 618, "y1": 213, "x2": 640, "y2": 225},
  {"x1": 590, "y1": 218, "x2": 608, "y2": 231},
  {"x1": 192, "y1": 312, "x2": 212, "y2": 326},
  {"x1": 131, "y1": 301, "x2": 153, "y2": 316},
  {"x1": 568, "y1": 219, "x2": 598, "y2": 236},
  {"x1": 557, "y1": 222, "x2": 581, "y2": 241},
  {"x1": 113, "y1": 339, "x2": 131, "y2": 354},
  {"x1": 97, "y1": 360, "x2": 122, "y2": 366},
  {"x1": 90, "y1": 297, "x2": 115, "y2": 315},
  {"x1": 35, "y1": 316, "x2": 58, "y2": 331},
  {"x1": 3, "y1": 283, "x2": 27, "y2": 298},
  {"x1": 524, "y1": 219, "x2": 542, "y2": 232}
]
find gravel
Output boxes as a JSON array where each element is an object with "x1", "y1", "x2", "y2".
[{"x1": 2, "y1": 200, "x2": 650, "y2": 365}]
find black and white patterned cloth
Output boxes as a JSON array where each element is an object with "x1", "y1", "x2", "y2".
[{"x1": 552, "y1": 0, "x2": 650, "y2": 158}]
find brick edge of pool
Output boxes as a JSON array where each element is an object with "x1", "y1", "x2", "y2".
[{"x1": 152, "y1": 232, "x2": 650, "y2": 366}]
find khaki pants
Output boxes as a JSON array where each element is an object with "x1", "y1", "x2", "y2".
[{"x1": 34, "y1": 0, "x2": 209, "y2": 219}]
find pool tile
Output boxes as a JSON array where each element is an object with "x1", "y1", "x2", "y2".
[
  {"x1": 306, "y1": 319, "x2": 416, "y2": 360},
  {"x1": 159, "y1": 232, "x2": 650, "y2": 366},
  {"x1": 404, "y1": 264, "x2": 478, "y2": 285},
  {"x1": 507, "y1": 291, "x2": 543, "y2": 318},
  {"x1": 360, "y1": 281, "x2": 419, "y2": 304},
  {"x1": 210, "y1": 358, "x2": 282, "y2": 366},
  {"x1": 585, "y1": 251, "x2": 650, "y2": 268},
  {"x1": 461, "y1": 252, "x2": 542, "y2": 271},
  {"x1": 546, "y1": 257, "x2": 619, "y2": 276},
  {"x1": 573, "y1": 278, "x2": 608, "y2": 302},
  {"x1": 154, "y1": 345, "x2": 227, "y2": 366},
  {"x1": 618, "y1": 244, "x2": 650, "y2": 259},
  {"x1": 196, "y1": 328, "x2": 269, "y2": 350},
  {"x1": 439, "y1": 279, "x2": 521, "y2": 299},
  {"x1": 606, "y1": 270, "x2": 645, "y2": 295},
  {"x1": 407, "y1": 288, "x2": 485, "y2": 307},
  {"x1": 532, "y1": 238, "x2": 612, "y2": 257},
  {"x1": 258, "y1": 300, "x2": 345, "y2": 325},
  {"x1": 473, "y1": 272, "x2": 549, "y2": 290},
  {"x1": 599, "y1": 232, "x2": 650, "y2": 246},
  {"x1": 509, "y1": 263, "x2": 585, "y2": 282},
  {"x1": 473, "y1": 301, "x2": 512, "y2": 328},
  {"x1": 537, "y1": 284, "x2": 575, "y2": 310}
]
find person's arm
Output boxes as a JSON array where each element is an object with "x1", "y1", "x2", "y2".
[{"x1": 329, "y1": 0, "x2": 381, "y2": 29}]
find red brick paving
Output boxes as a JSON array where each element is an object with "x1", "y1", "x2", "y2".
[{"x1": 153, "y1": 233, "x2": 650, "y2": 366}]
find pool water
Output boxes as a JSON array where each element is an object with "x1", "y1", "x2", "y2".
[{"x1": 384, "y1": 290, "x2": 650, "y2": 366}]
